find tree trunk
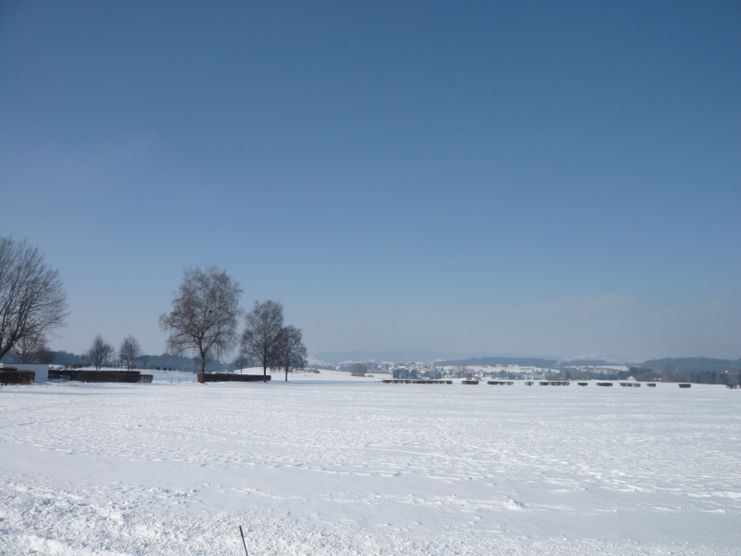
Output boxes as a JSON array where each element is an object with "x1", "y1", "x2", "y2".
[
  {"x1": 0, "y1": 345, "x2": 12, "y2": 360},
  {"x1": 285, "y1": 366, "x2": 288, "y2": 382},
  {"x1": 197, "y1": 350, "x2": 207, "y2": 384}
]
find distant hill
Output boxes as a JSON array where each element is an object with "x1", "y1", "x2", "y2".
[
  {"x1": 641, "y1": 357, "x2": 741, "y2": 373},
  {"x1": 314, "y1": 350, "x2": 487, "y2": 364},
  {"x1": 560, "y1": 359, "x2": 611, "y2": 366},
  {"x1": 315, "y1": 351, "x2": 563, "y2": 367},
  {"x1": 439, "y1": 356, "x2": 559, "y2": 368}
]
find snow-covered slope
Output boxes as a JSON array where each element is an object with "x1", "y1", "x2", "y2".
[{"x1": 1, "y1": 374, "x2": 739, "y2": 555}]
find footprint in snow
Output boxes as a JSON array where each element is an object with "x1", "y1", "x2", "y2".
[{"x1": 504, "y1": 498, "x2": 525, "y2": 510}]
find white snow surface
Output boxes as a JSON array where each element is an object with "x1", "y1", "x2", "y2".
[{"x1": 1, "y1": 371, "x2": 740, "y2": 555}]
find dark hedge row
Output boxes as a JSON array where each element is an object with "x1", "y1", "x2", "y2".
[
  {"x1": 49, "y1": 370, "x2": 143, "y2": 383},
  {"x1": 198, "y1": 372, "x2": 270, "y2": 383},
  {"x1": 0, "y1": 369, "x2": 35, "y2": 385}
]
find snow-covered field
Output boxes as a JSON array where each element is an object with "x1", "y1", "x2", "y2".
[{"x1": 1, "y1": 372, "x2": 739, "y2": 555}]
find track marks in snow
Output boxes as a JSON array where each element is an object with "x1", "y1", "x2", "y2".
[{"x1": 1, "y1": 380, "x2": 740, "y2": 554}]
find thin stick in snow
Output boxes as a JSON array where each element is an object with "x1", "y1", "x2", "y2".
[{"x1": 239, "y1": 525, "x2": 249, "y2": 556}]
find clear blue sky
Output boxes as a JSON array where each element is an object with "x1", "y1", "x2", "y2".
[{"x1": 2, "y1": 1, "x2": 740, "y2": 361}]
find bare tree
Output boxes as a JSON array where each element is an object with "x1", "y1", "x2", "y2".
[
  {"x1": 13, "y1": 331, "x2": 48, "y2": 363},
  {"x1": 88, "y1": 335, "x2": 114, "y2": 370},
  {"x1": 350, "y1": 363, "x2": 368, "y2": 377},
  {"x1": 232, "y1": 353, "x2": 254, "y2": 373},
  {"x1": 0, "y1": 236, "x2": 68, "y2": 360},
  {"x1": 240, "y1": 300, "x2": 284, "y2": 381},
  {"x1": 119, "y1": 335, "x2": 141, "y2": 370},
  {"x1": 35, "y1": 346, "x2": 55, "y2": 365},
  {"x1": 274, "y1": 325, "x2": 308, "y2": 382},
  {"x1": 160, "y1": 266, "x2": 242, "y2": 374}
]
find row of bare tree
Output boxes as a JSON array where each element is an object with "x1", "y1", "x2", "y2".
[
  {"x1": 1, "y1": 237, "x2": 307, "y2": 381},
  {"x1": 159, "y1": 266, "x2": 307, "y2": 381},
  {"x1": 86, "y1": 335, "x2": 142, "y2": 371}
]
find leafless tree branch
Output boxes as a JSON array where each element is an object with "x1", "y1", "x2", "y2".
[{"x1": 0, "y1": 237, "x2": 68, "y2": 359}]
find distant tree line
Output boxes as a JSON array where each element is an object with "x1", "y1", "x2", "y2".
[
  {"x1": 1, "y1": 347, "x2": 230, "y2": 372},
  {"x1": 559, "y1": 366, "x2": 740, "y2": 385},
  {"x1": 642, "y1": 357, "x2": 741, "y2": 374},
  {"x1": 656, "y1": 367, "x2": 741, "y2": 386}
]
